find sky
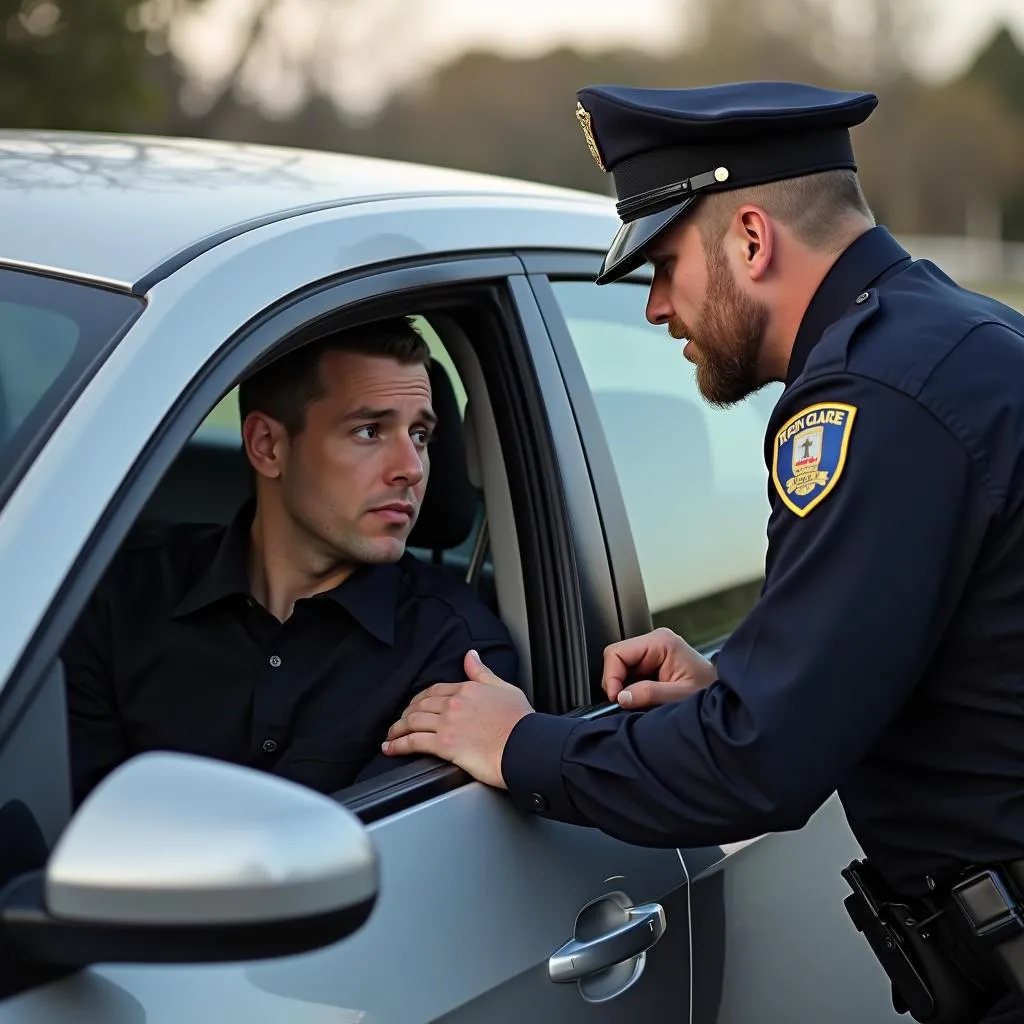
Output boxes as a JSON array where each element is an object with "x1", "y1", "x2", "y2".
[{"x1": 173, "y1": 0, "x2": 1024, "y2": 115}]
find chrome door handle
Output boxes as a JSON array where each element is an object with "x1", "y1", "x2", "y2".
[{"x1": 548, "y1": 901, "x2": 666, "y2": 983}]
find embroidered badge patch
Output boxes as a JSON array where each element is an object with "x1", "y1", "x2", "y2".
[{"x1": 772, "y1": 402, "x2": 857, "y2": 517}]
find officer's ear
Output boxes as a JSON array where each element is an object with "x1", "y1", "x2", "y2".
[{"x1": 732, "y1": 205, "x2": 774, "y2": 283}]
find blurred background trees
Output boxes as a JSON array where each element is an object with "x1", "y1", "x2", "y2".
[
  {"x1": 2, "y1": 0, "x2": 1023, "y2": 238},
  {"x1": 0, "y1": 0, "x2": 202, "y2": 130}
]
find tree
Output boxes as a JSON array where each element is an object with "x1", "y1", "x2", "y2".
[
  {"x1": 344, "y1": 47, "x2": 667, "y2": 194},
  {"x1": 856, "y1": 76, "x2": 1024, "y2": 236},
  {"x1": 167, "y1": 0, "x2": 416, "y2": 138},
  {"x1": 0, "y1": 0, "x2": 200, "y2": 131},
  {"x1": 963, "y1": 24, "x2": 1024, "y2": 119},
  {"x1": 959, "y1": 23, "x2": 1024, "y2": 239}
]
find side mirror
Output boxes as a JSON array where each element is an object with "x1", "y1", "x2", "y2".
[{"x1": 0, "y1": 752, "x2": 378, "y2": 967}]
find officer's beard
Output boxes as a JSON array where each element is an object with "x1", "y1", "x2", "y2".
[{"x1": 669, "y1": 240, "x2": 769, "y2": 408}]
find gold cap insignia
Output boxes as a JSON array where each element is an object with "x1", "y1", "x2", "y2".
[{"x1": 576, "y1": 101, "x2": 606, "y2": 171}]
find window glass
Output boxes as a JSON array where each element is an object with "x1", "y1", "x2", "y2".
[
  {"x1": 0, "y1": 269, "x2": 141, "y2": 507},
  {"x1": 550, "y1": 279, "x2": 782, "y2": 645}
]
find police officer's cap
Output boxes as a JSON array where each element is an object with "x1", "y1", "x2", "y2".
[{"x1": 575, "y1": 81, "x2": 878, "y2": 285}]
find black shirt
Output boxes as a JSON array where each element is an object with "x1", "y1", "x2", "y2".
[
  {"x1": 503, "y1": 227, "x2": 1024, "y2": 895},
  {"x1": 62, "y1": 501, "x2": 519, "y2": 807}
]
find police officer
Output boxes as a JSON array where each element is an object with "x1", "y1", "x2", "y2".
[{"x1": 381, "y1": 81, "x2": 1024, "y2": 1023}]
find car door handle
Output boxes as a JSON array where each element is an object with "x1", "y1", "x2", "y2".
[{"x1": 548, "y1": 901, "x2": 666, "y2": 983}]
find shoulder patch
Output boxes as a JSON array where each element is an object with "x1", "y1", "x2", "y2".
[{"x1": 771, "y1": 402, "x2": 857, "y2": 517}]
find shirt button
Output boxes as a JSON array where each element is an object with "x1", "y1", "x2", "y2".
[
  {"x1": 269, "y1": 654, "x2": 282, "y2": 668},
  {"x1": 529, "y1": 792, "x2": 549, "y2": 812},
  {"x1": 855, "y1": 291, "x2": 870, "y2": 304},
  {"x1": 262, "y1": 739, "x2": 278, "y2": 753}
]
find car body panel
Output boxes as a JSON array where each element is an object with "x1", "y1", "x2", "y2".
[
  {"x1": 1, "y1": 784, "x2": 694, "y2": 1023},
  {"x1": 687, "y1": 796, "x2": 901, "y2": 1023},
  {"x1": 0, "y1": 131, "x2": 610, "y2": 285}
]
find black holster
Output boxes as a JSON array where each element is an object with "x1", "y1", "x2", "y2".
[{"x1": 842, "y1": 859, "x2": 992, "y2": 1023}]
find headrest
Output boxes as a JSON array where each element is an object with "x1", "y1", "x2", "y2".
[{"x1": 408, "y1": 359, "x2": 479, "y2": 551}]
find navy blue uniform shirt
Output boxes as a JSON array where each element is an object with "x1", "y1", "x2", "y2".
[
  {"x1": 63, "y1": 499, "x2": 518, "y2": 807},
  {"x1": 503, "y1": 226, "x2": 1024, "y2": 896}
]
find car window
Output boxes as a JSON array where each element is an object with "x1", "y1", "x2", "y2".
[
  {"x1": 186, "y1": 317, "x2": 483, "y2": 577},
  {"x1": 0, "y1": 268, "x2": 142, "y2": 507},
  {"x1": 549, "y1": 278, "x2": 782, "y2": 645},
  {"x1": 195, "y1": 316, "x2": 465, "y2": 440}
]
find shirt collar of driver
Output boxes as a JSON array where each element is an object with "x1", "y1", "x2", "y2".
[{"x1": 172, "y1": 499, "x2": 400, "y2": 645}]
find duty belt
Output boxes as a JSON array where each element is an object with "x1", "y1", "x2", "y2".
[{"x1": 842, "y1": 857, "x2": 1024, "y2": 1023}]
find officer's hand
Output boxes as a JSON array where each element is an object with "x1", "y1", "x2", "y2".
[
  {"x1": 380, "y1": 650, "x2": 533, "y2": 789},
  {"x1": 602, "y1": 627, "x2": 717, "y2": 708}
]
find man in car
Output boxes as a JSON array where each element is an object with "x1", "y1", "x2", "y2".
[
  {"x1": 62, "y1": 315, "x2": 518, "y2": 808},
  {"x1": 380, "y1": 83, "x2": 1024, "y2": 1022}
]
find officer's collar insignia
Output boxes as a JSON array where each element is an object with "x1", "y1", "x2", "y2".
[
  {"x1": 772, "y1": 402, "x2": 857, "y2": 517},
  {"x1": 575, "y1": 101, "x2": 606, "y2": 171}
]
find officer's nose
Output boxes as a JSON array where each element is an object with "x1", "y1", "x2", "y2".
[{"x1": 646, "y1": 276, "x2": 674, "y2": 326}]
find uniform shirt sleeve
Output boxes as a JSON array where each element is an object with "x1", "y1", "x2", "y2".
[
  {"x1": 354, "y1": 613, "x2": 521, "y2": 782},
  {"x1": 60, "y1": 583, "x2": 129, "y2": 809},
  {"x1": 501, "y1": 374, "x2": 992, "y2": 847}
]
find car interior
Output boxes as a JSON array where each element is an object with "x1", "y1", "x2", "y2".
[
  {"x1": 129, "y1": 309, "x2": 535, "y2": 700},
  {"x1": 139, "y1": 358, "x2": 495, "y2": 599}
]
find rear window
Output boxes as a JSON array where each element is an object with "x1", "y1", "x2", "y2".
[{"x1": 0, "y1": 268, "x2": 142, "y2": 506}]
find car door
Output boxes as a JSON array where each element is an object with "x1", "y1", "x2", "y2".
[
  {"x1": 0, "y1": 249, "x2": 695, "y2": 1022},
  {"x1": 525, "y1": 256, "x2": 907, "y2": 1024}
]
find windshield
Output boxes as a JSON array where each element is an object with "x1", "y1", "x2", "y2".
[{"x1": 0, "y1": 267, "x2": 143, "y2": 508}]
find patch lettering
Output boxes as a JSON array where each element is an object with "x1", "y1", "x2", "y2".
[{"x1": 772, "y1": 402, "x2": 857, "y2": 517}]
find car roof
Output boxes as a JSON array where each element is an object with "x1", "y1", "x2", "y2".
[{"x1": 0, "y1": 130, "x2": 611, "y2": 287}]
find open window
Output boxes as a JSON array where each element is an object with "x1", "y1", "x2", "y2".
[
  {"x1": 132, "y1": 307, "x2": 532, "y2": 702},
  {"x1": 44, "y1": 260, "x2": 599, "y2": 839},
  {"x1": 149, "y1": 317, "x2": 501, "y2": 614}
]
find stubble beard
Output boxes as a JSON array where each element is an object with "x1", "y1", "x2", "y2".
[{"x1": 281, "y1": 473, "x2": 416, "y2": 573}]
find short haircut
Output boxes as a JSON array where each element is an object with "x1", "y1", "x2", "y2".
[
  {"x1": 238, "y1": 316, "x2": 430, "y2": 437},
  {"x1": 694, "y1": 169, "x2": 875, "y2": 252}
]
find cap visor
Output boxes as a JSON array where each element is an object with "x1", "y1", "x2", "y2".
[{"x1": 596, "y1": 199, "x2": 696, "y2": 285}]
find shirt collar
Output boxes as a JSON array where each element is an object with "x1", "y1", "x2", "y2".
[
  {"x1": 322, "y1": 560, "x2": 401, "y2": 646},
  {"x1": 786, "y1": 225, "x2": 912, "y2": 385},
  {"x1": 172, "y1": 500, "x2": 253, "y2": 618},
  {"x1": 172, "y1": 499, "x2": 402, "y2": 645}
]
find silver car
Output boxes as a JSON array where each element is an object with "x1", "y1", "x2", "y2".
[{"x1": 0, "y1": 131, "x2": 903, "y2": 1023}]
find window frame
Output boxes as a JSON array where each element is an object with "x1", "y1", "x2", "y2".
[
  {"x1": 0, "y1": 253, "x2": 611, "y2": 829},
  {"x1": 523, "y1": 262, "x2": 657, "y2": 680},
  {"x1": 521, "y1": 251, "x2": 772, "y2": 680}
]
